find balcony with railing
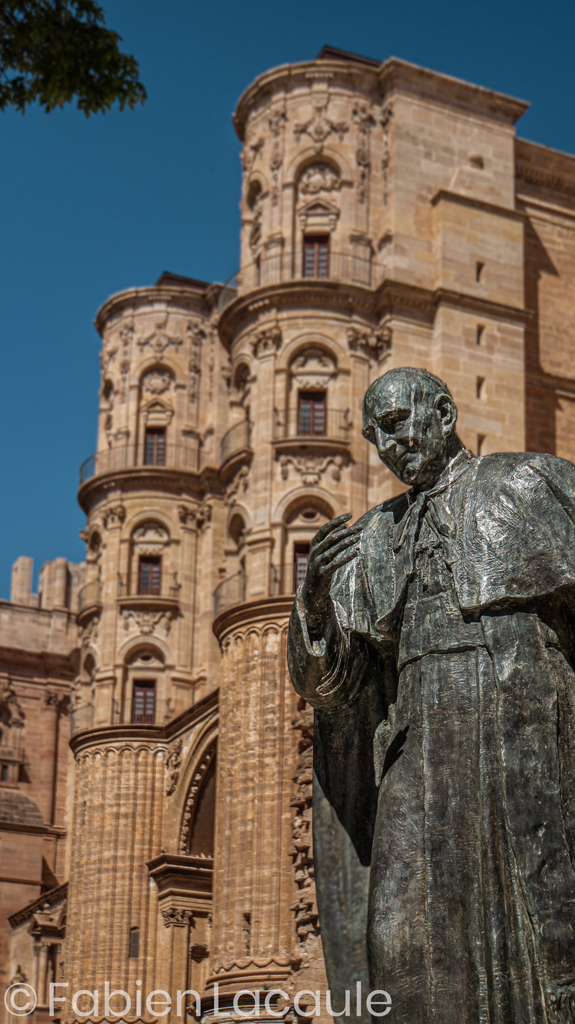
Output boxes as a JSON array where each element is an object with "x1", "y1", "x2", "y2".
[
  {"x1": 79, "y1": 443, "x2": 201, "y2": 488},
  {"x1": 220, "y1": 419, "x2": 251, "y2": 465},
  {"x1": 213, "y1": 570, "x2": 246, "y2": 617},
  {"x1": 273, "y1": 406, "x2": 351, "y2": 448},
  {"x1": 117, "y1": 571, "x2": 181, "y2": 607},
  {"x1": 218, "y1": 250, "x2": 383, "y2": 313},
  {"x1": 70, "y1": 697, "x2": 175, "y2": 736},
  {"x1": 77, "y1": 578, "x2": 102, "y2": 621}
]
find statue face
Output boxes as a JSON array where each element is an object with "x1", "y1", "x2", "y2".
[{"x1": 362, "y1": 375, "x2": 456, "y2": 489}]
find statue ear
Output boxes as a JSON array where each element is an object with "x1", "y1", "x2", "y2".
[{"x1": 434, "y1": 393, "x2": 457, "y2": 435}]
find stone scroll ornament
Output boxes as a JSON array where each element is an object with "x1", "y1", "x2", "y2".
[{"x1": 287, "y1": 366, "x2": 575, "y2": 1024}]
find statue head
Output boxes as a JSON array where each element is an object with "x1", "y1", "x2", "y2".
[{"x1": 362, "y1": 367, "x2": 462, "y2": 490}]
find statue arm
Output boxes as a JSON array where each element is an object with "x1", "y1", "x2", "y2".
[{"x1": 287, "y1": 586, "x2": 372, "y2": 711}]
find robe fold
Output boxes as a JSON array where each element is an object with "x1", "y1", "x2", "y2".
[{"x1": 287, "y1": 450, "x2": 575, "y2": 1023}]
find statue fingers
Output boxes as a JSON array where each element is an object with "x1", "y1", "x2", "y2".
[
  {"x1": 311, "y1": 513, "x2": 352, "y2": 549},
  {"x1": 316, "y1": 532, "x2": 361, "y2": 567},
  {"x1": 322, "y1": 544, "x2": 361, "y2": 576},
  {"x1": 314, "y1": 521, "x2": 362, "y2": 556}
]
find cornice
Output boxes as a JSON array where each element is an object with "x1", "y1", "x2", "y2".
[
  {"x1": 516, "y1": 137, "x2": 575, "y2": 199},
  {"x1": 70, "y1": 688, "x2": 218, "y2": 754},
  {"x1": 373, "y1": 279, "x2": 529, "y2": 324},
  {"x1": 218, "y1": 279, "x2": 376, "y2": 345},
  {"x1": 213, "y1": 596, "x2": 294, "y2": 643},
  {"x1": 233, "y1": 56, "x2": 528, "y2": 141},
  {"x1": 431, "y1": 188, "x2": 526, "y2": 221},
  {"x1": 77, "y1": 464, "x2": 222, "y2": 515},
  {"x1": 8, "y1": 882, "x2": 68, "y2": 929},
  {"x1": 378, "y1": 58, "x2": 528, "y2": 126},
  {"x1": 94, "y1": 284, "x2": 221, "y2": 337}
]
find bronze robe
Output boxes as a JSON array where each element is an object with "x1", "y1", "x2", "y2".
[{"x1": 287, "y1": 450, "x2": 575, "y2": 1024}]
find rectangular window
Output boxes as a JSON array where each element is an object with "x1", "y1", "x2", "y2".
[
  {"x1": 138, "y1": 556, "x2": 162, "y2": 595},
  {"x1": 293, "y1": 543, "x2": 310, "y2": 593},
  {"x1": 129, "y1": 928, "x2": 140, "y2": 958},
  {"x1": 298, "y1": 391, "x2": 326, "y2": 436},
  {"x1": 144, "y1": 427, "x2": 166, "y2": 466},
  {"x1": 303, "y1": 235, "x2": 330, "y2": 278},
  {"x1": 132, "y1": 682, "x2": 156, "y2": 725}
]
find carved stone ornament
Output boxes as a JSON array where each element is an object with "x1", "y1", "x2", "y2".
[
  {"x1": 250, "y1": 326, "x2": 282, "y2": 359},
  {"x1": 294, "y1": 103, "x2": 348, "y2": 152},
  {"x1": 380, "y1": 103, "x2": 393, "y2": 206},
  {"x1": 188, "y1": 322, "x2": 206, "y2": 404},
  {"x1": 225, "y1": 466, "x2": 249, "y2": 505},
  {"x1": 177, "y1": 501, "x2": 212, "y2": 530},
  {"x1": 347, "y1": 325, "x2": 392, "y2": 360},
  {"x1": 280, "y1": 454, "x2": 343, "y2": 486},
  {"x1": 290, "y1": 347, "x2": 336, "y2": 390},
  {"x1": 268, "y1": 108, "x2": 287, "y2": 205},
  {"x1": 132, "y1": 523, "x2": 169, "y2": 556},
  {"x1": 166, "y1": 738, "x2": 183, "y2": 796},
  {"x1": 241, "y1": 130, "x2": 264, "y2": 176},
  {"x1": 102, "y1": 504, "x2": 126, "y2": 529},
  {"x1": 142, "y1": 369, "x2": 174, "y2": 396},
  {"x1": 290, "y1": 703, "x2": 319, "y2": 943},
  {"x1": 352, "y1": 103, "x2": 376, "y2": 204},
  {"x1": 137, "y1": 318, "x2": 182, "y2": 355},
  {"x1": 0, "y1": 683, "x2": 25, "y2": 727},
  {"x1": 299, "y1": 163, "x2": 341, "y2": 196},
  {"x1": 179, "y1": 741, "x2": 217, "y2": 852},
  {"x1": 161, "y1": 907, "x2": 194, "y2": 928},
  {"x1": 121, "y1": 609, "x2": 174, "y2": 636},
  {"x1": 81, "y1": 614, "x2": 100, "y2": 649}
]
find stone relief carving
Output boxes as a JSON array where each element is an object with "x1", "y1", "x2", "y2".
[
  {"x1": 268, "y1": 108, "x2": 287, "y2": 205},
  {"x1": 121, "y1": 609, "x2": 174, "y2": 636},
  {"x1": 241, "y1": 129, "x2": 264, "y2": 176},
  {"x1": 166, "y1": 738, "x2": 183, "y2": 796},
  {"x1": 137, "y1": 318, "x2": 182, "y2": 355},
  {"x1": 225, "y1": 465, "x2": 250, "y2": 505},
  {"x1": 250, "y1": 326, "x2": 282, "y2": 359},
  {"x1": 81, "y1": 614, "x2": 100, "y2": 649},
  {"x1": 177, "y1": 502, "x2": 212, "y2": 531},
  {"x1": 161, "y1": 908, "x2": 194, "y2": 928},
  {"x1": 142, "y1": 369, "x2": 174, "y2": 396},
  {"x1": 347, "y1": 325, "x2": 392, "y2": 360},
  {"x1": 187, "y1": 322, "x2": 206, "y2": 404},
  {"x1": 298, "y1": 162, "x2": 341, "y2": 195},
  {"x1": 0, "y1": 683, "x2": 25, "y2": 728},
  {"x1": 102, "y1": 504, "x2": 126, "y2": 529},
  {"x1": 290, "y1": 703, "x2": 319, "y2": 942},
  {"x1": 280, "y1": 454, "x2": 343, "y2": 486},
  {"x1": 352, "y1": 104, "x2": 376, "y2": 204},
  {"x1": 290, "y1": 347, "x2": 336, "y2": 389},
  {"x1": 132, "y1": 523, "x2": 169, "y2": 556},
  {"x1": 381, "y1": 103, "x2": 393, "y2": 206},
  {"x1": 179, "y1": 740, "x2": 217, "y2": 853},
  {"x1": 294, "y1": 103, "x2": 348, "y2": 152}
]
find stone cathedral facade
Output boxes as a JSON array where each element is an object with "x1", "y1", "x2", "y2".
[{"x1": 4, "y1": 44, "x2": 575, "y2": 1023}]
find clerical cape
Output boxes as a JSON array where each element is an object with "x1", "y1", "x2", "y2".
[{"x1": 287, "y1": 450, "x2": 575, "y2": 1024}]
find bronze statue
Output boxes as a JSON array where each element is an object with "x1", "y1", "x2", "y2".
[{"x1": 287, "y1": 367, "x2": 575, "y2": 1023}]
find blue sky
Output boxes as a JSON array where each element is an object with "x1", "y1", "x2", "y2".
[{"x1": 1, "y1": 0, "x2": 575, "y2": 597}]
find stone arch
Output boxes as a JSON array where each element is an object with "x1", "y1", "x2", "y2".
[
  {"x1": 117, "y1": 632, "x2": 172, "y2": 665},
  {"x1": 277, "y1": 332, "x2": 349, "y2": 373},
  {"x1": 284, "y1": 145, "x2": 353, "y2": 186},
  {"x1": 272, "y1": 486, "x2": 342, "y2": 526},
  {"x1": 166, "y1": 720, "x2": 219, "y2": 853}
]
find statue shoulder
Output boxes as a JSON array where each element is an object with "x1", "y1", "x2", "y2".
[{"x1": 474, "y1": 451, "x2": 575, "y2": 495}]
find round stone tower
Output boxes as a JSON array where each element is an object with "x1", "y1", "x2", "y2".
[{"x1": 208, "y1": 53, "x2": 395, "y2": 1016}]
